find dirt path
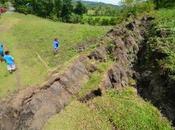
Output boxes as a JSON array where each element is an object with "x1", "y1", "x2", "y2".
[
  {"x1": 0, "y1": 17, "x2": 19, "y2": 33},
  {"x1": 0, "y1": 14, "x2": 22, "y2": 89}
]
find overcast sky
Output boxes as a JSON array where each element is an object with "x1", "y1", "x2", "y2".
[{"x1": 83, "y1": 0, "x2": 121, "y2": 5}]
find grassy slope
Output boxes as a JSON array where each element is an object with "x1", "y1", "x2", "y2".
[
  {"x1": 44, "y1": 101, "x2": 112, "y2": 130},
  {"x1": 44, "y1": 9, "x2": 175, "y2": 130},
  {"x1": 154, "y1": 8, "x2": 175, "y2": 73},
  {"x1": 0, "y1": 13, "x2": 109, "y2": 97},
  {"x1": 44, "y1": 87, "x2": 172, "y2": 130}
]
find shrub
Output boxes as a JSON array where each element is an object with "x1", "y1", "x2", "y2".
[
  {"x1": 69, "y1": 13, "x2": 82, "y2": 23},
  {"x1": 109, "y1": 17, "x2": 118, "y2": 25},
  {"x1": 16, "y1": 5, "x2": 31, "y2": 15},
  {"x1": 100, "y1": 18, "x2": 109, "y2": 26}
]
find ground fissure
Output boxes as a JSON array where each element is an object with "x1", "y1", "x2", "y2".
[{"x1": 0, "y1": 15, "x2": 173, "y2": 130}]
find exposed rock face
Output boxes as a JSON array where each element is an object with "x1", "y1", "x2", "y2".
[
  {"x1": 0, "y1": 16, "x2": 154, "y2": 130},
  {"x1": 104, "y1": 19, "x2": 146, "y2": 89},
  {"x1": 88, "y1": 46, "x2": 107, "y2": 62},
  {"x1": 80, "y1": 17, "x2": 151, "y2": 102},
  {"x1": 0, "y1": 57, "x2": 92, "y2": 130}
]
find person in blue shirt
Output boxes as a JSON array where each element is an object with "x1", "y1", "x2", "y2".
[
  {"x1": 0, "y1": 43, "x2": 4, "y2": 62},
  {"x1": 3, "y1": 51, "x2": 16, "y2": 73},
  {"x1": 53, "y1": 38, "x2": 60, "y2": 54}
]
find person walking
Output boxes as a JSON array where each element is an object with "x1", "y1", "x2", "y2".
[
  {"x1": 53, "y1": 38, "x2": 60, "y2": 54},
  {"x1": 3, "y1": 51, "x2": 16, "y2": 73},
  {"x1": 0, "y1": 43, "x2": 4, "y2": 62}
]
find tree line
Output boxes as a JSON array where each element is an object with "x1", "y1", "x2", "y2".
[
  {"x1": 122, "y1": 0, "x2": 175, "y2": 9},
  {"x1": 121, "y1": 0, "x2": 175, "y2": 17},
  {"x1": 11, "y1": 0, "x2": 87, "y2": 22},
  {"x1": 1, "y1": 0, "x2": 175, "y2": 26},
  {"x1": 152, "y1": 0, "x2": 175, "y2": 9},
  {"x1": 0, "y1": 0, "x2": 8, "y2": 7}
]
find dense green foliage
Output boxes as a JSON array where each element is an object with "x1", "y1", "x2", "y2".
[
  {"x1": 11, "y1": 0, "x2": 120, "y2": 25},
  {"x1": 12, "y1": 0, "x2": 87, "y2": 22},
  {"x1": 74, "y1": 1, "x2": 87, "y2": 15},
  {"x1": 152, "y1": 0, "x2": 175, "y2": 9},
  {"x1": 87, "y1": 5, "x2": 120, "y2": 16},
  {"x1": 149, "y1": 9, "x2": 175, "y2": 78},
  {"x1": 0, "y1": 0, "x2": 7, "y2": 4},
  {"x1": 44, "y1": 88, "x2": 172, "y2": 130},
  {"x1": 121, "y1": 0, "x2": 155, "y2": 16},
  {"x1": 0, "y1": 0, "x2": 8, "y2": 7}
]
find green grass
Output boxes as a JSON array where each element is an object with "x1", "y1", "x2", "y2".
[
  {"x1": 0, "y1": 13, "x2": 109, "y2": 98},
  {"x1": 43, "y1": 101, "x2": 112, "y2": 130},
  {"x1": 82, "y1": 15, "x2": 118, "y2": 25},
  {"x1": 147, "y1": 8, "x2": 175, "y2": 76},
  {"x1": 78, "y1": 60, "x2": 113, "y2": 98},
  {"x1": 92, "y1": 88, "x2": 172, "y2": 130},
  {"x1": 43, "y1": 87, "x2": 172, "y2": 130}
]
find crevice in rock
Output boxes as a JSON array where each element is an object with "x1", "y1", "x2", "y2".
[
  {"x1": 134, "y1": 17, "x2": 175, "y2": 125},
  {"x1": 79, "y1": 88, "x2": 102, "y2": 103}
]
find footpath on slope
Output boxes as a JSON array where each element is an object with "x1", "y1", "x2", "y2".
[{"x1": 0, "y1": 16, "x2": 159, "y2": 130}]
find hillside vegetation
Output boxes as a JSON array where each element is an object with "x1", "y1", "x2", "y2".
[
  {"x1": 136, "y1": 8, "x2": 175, "y2": 125},
  {"x1": 0, "y1": 13, "x2": 109, "y2": 97},
  {"x1": 44, "y1": 88, "x2": 172, "y2": 130}
]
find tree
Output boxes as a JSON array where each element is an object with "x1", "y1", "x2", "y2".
[
  {"x1": 152, "y1": 0, "x2": 175, "y2": 9},
  {"x1": 54, "y1": 0, "x2": 63, "y2": 18},
  {"x1": 61, "y1": 0, "x2": 73, "y2": 22},
  {"x1": 121, "y1": 0, "x2": 134, "y2": 7},
  {"x1": 74, "y1": 1, "x2": 87, "y2": 15},
  {"x1": 0, "y1": 0, "x2": 8, "y2": 4},
  {"x1": 33, "y1": 0, "x2": 54, "y2": 17},
  {"x1": 13, "y1": 0, "x2": 33, "y2": 14}
]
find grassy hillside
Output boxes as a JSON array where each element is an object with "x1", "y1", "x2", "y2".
[
  {"x1": 43, "y1": 8, "x2": 175, "y2": 130},
  {"x1": 154, "y1": 8, "x2": 175, "y2": 73},
  {"x1": 44, "y1": 87, "x2": 172, "y2": 130},
  {"x1": 0, "y1": 13, "x2": 109, "y2": 98}
]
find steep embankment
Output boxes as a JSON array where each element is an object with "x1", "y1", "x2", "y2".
[
  {"x1": 136, "y1": 9, "x2": 175, "y2": 125},
  {"x1": 0, "y1": 16, "x2": 172, "y2": 130}
]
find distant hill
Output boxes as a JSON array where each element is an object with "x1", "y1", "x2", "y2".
[{"x1": 73, "y1": 0, "x2": 120, "y2": 8}]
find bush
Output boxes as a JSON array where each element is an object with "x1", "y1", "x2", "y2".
[
  {"x1": 69, "y1": 13, "x2": 82, "y2": 23},
  {"x1": 121, "y1": 0, "x2": 155, "y2": 17},
  {"x1": 109, "y1": 17, "x2": 118, "y2": 25},
  {"x1": 16, "y1": 5, "x2": 31, "y2": 15},
  {"x1": 100, "y1": 18, "x2": 109, "y2": 26},
  {"x1": 87, "y1": 17, "x2": 94, "y2": 25},
  {"x1": 94, "y1": 17, "x2": 100, "y2": 25}
]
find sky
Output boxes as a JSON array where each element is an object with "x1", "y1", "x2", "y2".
[{"x1": 83, "y1": 0, "x2": 121, "y2": 5}]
